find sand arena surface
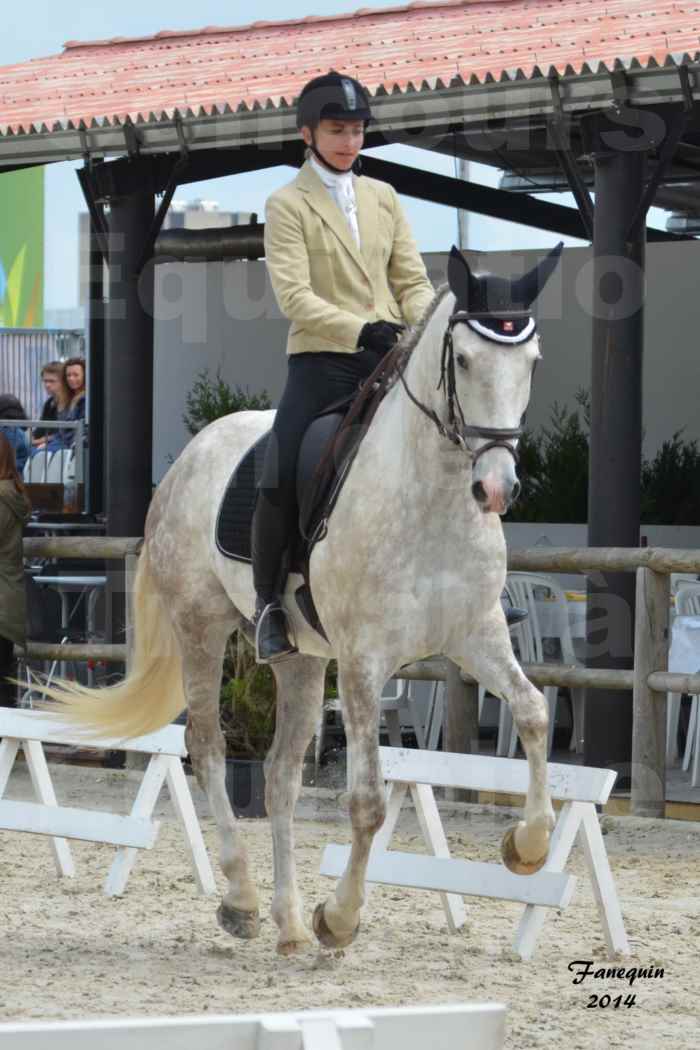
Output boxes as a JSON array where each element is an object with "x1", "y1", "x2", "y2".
[{"x1": 0, "y1": 762, "x2": 697, "y2": 1049}]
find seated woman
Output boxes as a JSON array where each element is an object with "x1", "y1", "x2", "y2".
[
  {"x1": 0, "y1": 432, "x2": 31, "y2": 707},
  {"x1": 63, "y1": 357, "x2": 86, "y2": 431},
  {"x1": 0, "y1": 394, "x2": 30, "y2": 474}
]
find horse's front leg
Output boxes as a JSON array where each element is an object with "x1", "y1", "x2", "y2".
[
  {"x1": 313, "y1": 660, "x2": 386, "y2": 949},
  {"x1": 448, "y1": 612, "x2": 555, "y2": 874}
]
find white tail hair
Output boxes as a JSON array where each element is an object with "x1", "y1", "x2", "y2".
[{"x1": 37, "y1": 543, "x2": 186, "y2": 739}]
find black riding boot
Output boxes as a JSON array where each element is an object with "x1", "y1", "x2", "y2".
[{"x1": 250, "y1": 492, "x2": 298, "y2": 663}]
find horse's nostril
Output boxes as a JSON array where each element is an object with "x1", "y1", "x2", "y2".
[
  {"x1": 472, "y1": 480, "x2": 488, "y2": 503},
  {"x1": 512, "y1": 480, "x2": 521, "y2": 502}
]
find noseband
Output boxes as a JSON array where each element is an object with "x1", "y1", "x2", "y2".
[{"x1": 395, "y1": 308, "x2": 532, "y2": 466}]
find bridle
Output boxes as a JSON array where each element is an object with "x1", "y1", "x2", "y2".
[{"x1": 394, "y1": 308, "x2": 533, "y2": 466}]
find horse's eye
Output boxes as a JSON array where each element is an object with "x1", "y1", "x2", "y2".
[{"x1": 456, "y1": 353, "x2": 468, "y2": 370}]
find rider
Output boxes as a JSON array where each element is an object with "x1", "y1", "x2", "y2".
[
  {"x1": 252, "y1": 71, "x2": 524, "y2": 663},
  {"x1": 250, "y1": 70, "x2": 434, "y2": 662}
]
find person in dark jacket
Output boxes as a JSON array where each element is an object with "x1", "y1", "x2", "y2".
[
  {"x1": 0, "y1": 394, "x2": 30, "y2": 474},
  {"x1": 0, "y1": 432, "x2": 31, "y2": 707},
  {"x1": 31, "y1": 361, "x2": 68, "y2": 448}
]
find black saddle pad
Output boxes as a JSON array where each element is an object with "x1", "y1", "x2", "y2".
[
  {"x1": 215, "y1": 431, "x2": 271, "y2": 562},
  {"x1": 215, "y1": 412, "x2": 345, "y2": 564}
]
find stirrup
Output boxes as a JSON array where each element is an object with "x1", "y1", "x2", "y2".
[{"x1": 254, "y1": 601, "x2": 298, "y2": 664}]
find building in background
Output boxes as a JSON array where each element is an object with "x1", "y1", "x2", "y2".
[
  {"x1": 0, "y1": 168, "x2": 44, "y2": 328},
  {"x1": 78, "y1": 198, "x2": 253, "y2": 310}
]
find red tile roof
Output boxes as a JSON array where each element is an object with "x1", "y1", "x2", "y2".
[{"x1": 1, "y1": 0, "x2": 699, "y2": 135}]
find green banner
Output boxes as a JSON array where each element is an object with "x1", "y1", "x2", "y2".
[{"x1": 0, "y1": 168, "x2": 44, "y2": 328}]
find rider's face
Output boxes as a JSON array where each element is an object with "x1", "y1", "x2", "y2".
[{"x1": 302, "y1": 119, "x2": 364, "y2": 171}]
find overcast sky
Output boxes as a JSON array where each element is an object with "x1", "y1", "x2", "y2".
[{"x1": 2, "y1": 0, "x2": 667, "y2": 311}]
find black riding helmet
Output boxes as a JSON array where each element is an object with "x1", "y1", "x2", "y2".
[{"x1": 296, "y1": 71, "x2": 372, "y2": 173}]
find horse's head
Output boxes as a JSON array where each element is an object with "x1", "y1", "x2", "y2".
[{"x1": 442, "y1": 243, "x2": 562, "y2": 514}]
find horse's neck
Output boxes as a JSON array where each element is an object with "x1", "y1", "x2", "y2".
[{"x1": 363, "y1": 301, "x2": 477, "y2": 513}]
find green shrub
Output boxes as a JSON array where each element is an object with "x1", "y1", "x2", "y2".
[
  {"x1": 183, "y1": 368, "x2": 271, "y2": 436},
  {"x1": 219, "y1": 635, "x2": 276, "y2": 759},
  {"x1": 507, "y1": 390, "x2": 589, "y2": 523},
  {"x1": 218, "y1": 633, "x2": 338, "y2": 758},
  {"x1": 641, "y1": 432, "x2": 700, "y2": 525},
  {"x1": 509, "y1": 390, "x2": 700, "y2": 524}
]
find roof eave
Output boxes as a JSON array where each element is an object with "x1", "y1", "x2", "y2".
[{"x1": 0, "y1": 61, "x2": 696, "y2": 169}]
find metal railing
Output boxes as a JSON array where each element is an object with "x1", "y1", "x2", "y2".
[
  {"x1": 15, "y1": 538, "x2": 700, "y2": 818},
  {"x1": 1, "y1": 418, "x2": 85, "y2": 504}
]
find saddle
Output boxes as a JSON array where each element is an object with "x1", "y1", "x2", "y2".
[{"x1": 215, "y1": 348, "x2": 401, "y2": 639}]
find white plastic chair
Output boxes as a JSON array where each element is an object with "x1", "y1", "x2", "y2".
[
  {"x1": 667, "y1": 582, "x2": 700, "y2": 781},
  {"x1": 315, "y1": 677, "x2": 444, "y2": 786},
  {"x1": 381, "y1": 678, "x2": 444, "y2": 749},
  {"x1": 23, "y1": 448, "x2": 53, "y2": 482},
  {"x1": 45, "y1": 446, "x2": 73, "y2": 484},
  {"x1": 494, "y1": 573, "x2": 583, "y2": 758},
  {"x1": 670, "y1": 573, "x2": 700, "y2": 595}
]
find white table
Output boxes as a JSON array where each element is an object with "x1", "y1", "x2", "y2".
[{"x1": 31, "y1": 575, "x2": 107, "y2": 684}]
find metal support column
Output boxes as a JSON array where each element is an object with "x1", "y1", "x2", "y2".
[
  {"x1": 105, "y1": 191, "x2": 154, "y2": 534},
  {"x1": 105, "y1": 191, "x2": 154, "y2": 655},
  {"x1": 87, "y1": 223, "x2": 105, "y2": 515},
  {"x1": 584, "y1": 118, "x2": 646, "y2": 786}
]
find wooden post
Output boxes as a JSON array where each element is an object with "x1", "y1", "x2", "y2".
[
  {"x1": 631, "y1": 567, "x2": 669, "y2": 817},
  {"x1": 443, "y1": 660, "x2": 478, "y2": 803}
]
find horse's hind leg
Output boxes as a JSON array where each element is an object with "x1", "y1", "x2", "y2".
[
  {"x1": 312, "y1": 659, "x2": 387, "y2": 949},
  {"x1": 265, "y1": 653, "x2": 328, "y2": 956},
  {"x1": 172, "y1": 596, "x2": 260, "y2": 939}
]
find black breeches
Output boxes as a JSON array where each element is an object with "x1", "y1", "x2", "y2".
[{"x1": 252, "y1": 349, "x2": 380, "y2": 599}]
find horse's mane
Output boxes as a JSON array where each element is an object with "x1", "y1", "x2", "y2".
[{"x1": 340, "y1": 281, "x2": 451, "y2": 428}]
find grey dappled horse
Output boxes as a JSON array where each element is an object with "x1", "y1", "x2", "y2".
[{"x1": 43, "y1": 245, "x2": 561, "y2": 955}]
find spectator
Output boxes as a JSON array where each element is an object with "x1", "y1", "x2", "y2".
[
  {"x1": 63, "y1": 357, "x2": 86, "y2": 432},
  {"x1": 32, "y1": 361, "x2": 70, "y2": 449},
  {"x1": 0, "y1": 432, "x2": 31, "y2": 707},
  {"x1": 0, "y1": 394, "x2": 30, "y2": 474}
]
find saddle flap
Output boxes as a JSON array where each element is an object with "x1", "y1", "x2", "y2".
[{"x1": 296, "y1": 412, "x2": 345, "y2": 539}]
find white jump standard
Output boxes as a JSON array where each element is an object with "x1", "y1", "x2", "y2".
[
  {"x1": 0, "y1": 708, "x2": 215, "y2": 897},
  {"x1": 321, "y1": 747, "x2": 629, "y2": 960}
]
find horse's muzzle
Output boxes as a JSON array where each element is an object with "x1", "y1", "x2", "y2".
[{"x1": 472, "y1": 477, "x2": 520, "y2": 514}]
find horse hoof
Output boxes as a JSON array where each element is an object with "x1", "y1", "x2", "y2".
[
  {"x1": 276, "y1": 935, "x2": 312, "y2": 957},
  {"x1": 216, "y1": 902, "x2": 260, "y2": 939},
  {"x1": 312, "y1": 902, "x2": 359, "y2": 949},
  {"x1": 500, "y1": 826, "x2": 548, "y2": 875}
]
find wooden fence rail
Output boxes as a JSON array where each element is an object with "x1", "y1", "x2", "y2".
[{"x1": 19, "y1": 538, "x2": 700, "y2": 817}]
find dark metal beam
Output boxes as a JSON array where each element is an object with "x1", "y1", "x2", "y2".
[
  {"x1": 583, "y1": 115, "x2": 647, "y2": 789},
  {"x1": 153, "y1": 224, "x2": 264, "y2": 261},
  {"x1": 357, "y1": 155, "x2": 679, "y2": 242},
  {"x1": 91, "y1": 141, "x2": 305, "y2": 199},
  {"x1": 86, "y1": 225, "x2": 105, "y2": 516}
]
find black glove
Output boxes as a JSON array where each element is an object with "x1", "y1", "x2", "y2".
[{"x1": 356, "y1": 320, "x2": 405, "y2": 355}]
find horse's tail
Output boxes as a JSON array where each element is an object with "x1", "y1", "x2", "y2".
[{"x1": 38, "y1": 543, "x2": 186, "y2": 739}]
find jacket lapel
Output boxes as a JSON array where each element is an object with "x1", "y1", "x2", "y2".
[
  {"x1": 355, "y1": 173, "x2": 378, "y2": 271},
  {"x1": 295, "y1": 161, "x2": 371, "y2": 278}
]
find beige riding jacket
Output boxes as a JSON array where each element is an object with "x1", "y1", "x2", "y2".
[{"x1": 264, "y1": 159, "x2": 435, "y2": 355}]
